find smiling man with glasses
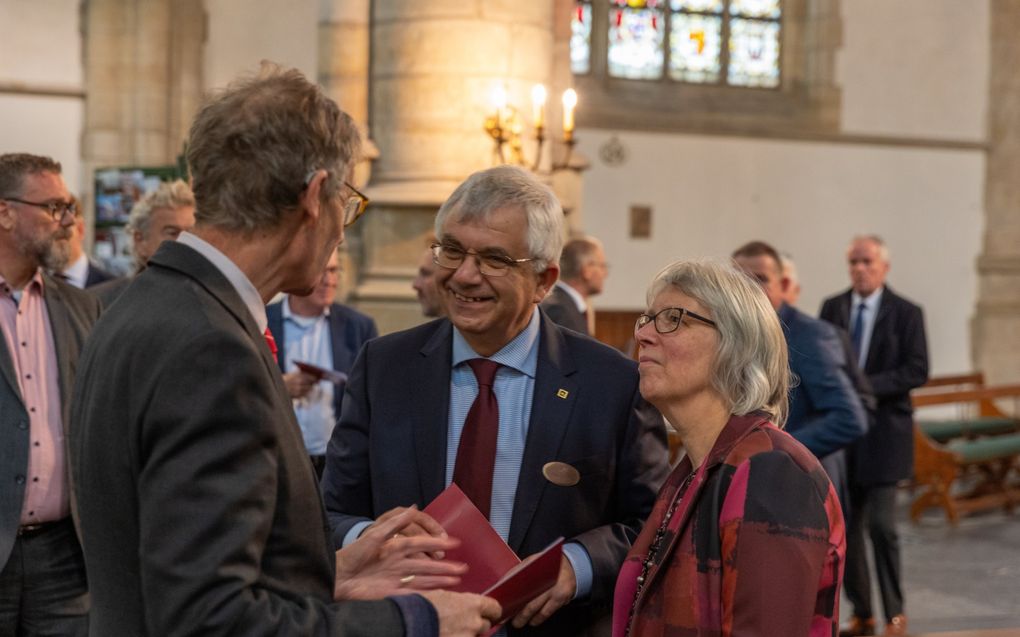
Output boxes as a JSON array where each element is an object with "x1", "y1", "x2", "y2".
[
  {"x1": 0, "y1": 153, "x2": 102, "y2": 636},
  {"x1": 323, "y1": 164, "x2": 669, "y2": 636}
]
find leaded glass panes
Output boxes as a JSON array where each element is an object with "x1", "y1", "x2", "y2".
[
  {"x1": 728, "y1": 18, "x2": 780, "y2": 87},
  {"x1": 668, "y1": 13, "x2": 722, "y2": 83},
  {"x1": 571, "y1": 2, "x2": 593, "y2": 74},
  {"x1": 608, "y1": 6, "x2": 665, "y2": 79},
  {"x1": 669, "y1": 0, "x2": 723, "y2": 12},
  {"x1": 729, "y1": 0, "x2": 780, "y2": 19}
]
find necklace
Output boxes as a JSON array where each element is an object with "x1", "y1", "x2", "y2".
[{"x1": 624, "y1": 470, "x2": 696, "y2": 637}]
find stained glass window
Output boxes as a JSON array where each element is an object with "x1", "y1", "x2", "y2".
[
  {"x1": 571, "y1": 2, "x2": 593, "y2": 74},
  {"x1": 569, "y1": 0, "x2": 782, "y2": 89},
  {"x1": 608, "y1": 2, "x2": 665, "y2": 79}
]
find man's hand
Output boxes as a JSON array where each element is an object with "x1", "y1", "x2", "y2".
[
  {"x1": 421, "y1": 590, "x2": 502, "y2": 637},
  {"x1": 510, "y1": 555, "x2": 576, "y2": 628},
  {"x1": 282, "y1": 371, "x2": 317, "y2": 399},
  {"x1": 334, "y1": 506, "x2": 465, "y2": 600}
]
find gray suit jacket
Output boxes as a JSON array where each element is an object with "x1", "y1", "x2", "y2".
[
  {"x1": 69, "y1": 241, "x2": 411, "y2": 636},
  {"x1": 0, "y1": 273, "x2": 100, "y2": 568}
]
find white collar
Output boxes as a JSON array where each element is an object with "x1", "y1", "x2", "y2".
[
  {"x1": 177, "y1": 231, "x2": 268, "y2": 332},
  {"x1": 555, "y1": 280, "x2": 587, "y2": 313}
]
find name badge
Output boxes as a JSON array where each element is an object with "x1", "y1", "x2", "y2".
[{"x1": 543, "y1": 461, "x2": 580, "y2": 487}]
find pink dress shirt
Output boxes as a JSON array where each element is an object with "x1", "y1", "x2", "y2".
[{"x1": 0, "y1": 271, "x2": 68, "y2": 525}]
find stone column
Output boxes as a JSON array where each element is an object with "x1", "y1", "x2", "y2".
[
  {"x1": 350, "y1": 0, "x2": 557, "y2": 334},
  {"x1": 973, "y1": 1, "x2": 1020, "y2": 384}
]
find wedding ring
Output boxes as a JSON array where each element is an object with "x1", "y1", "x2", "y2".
[{"x1": 399, "y1": 574, "x2": 416, "y2": 585}]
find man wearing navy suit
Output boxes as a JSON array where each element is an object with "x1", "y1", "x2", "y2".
[
  {"x1": 58, "y1": 211, "x2": 115, "y2": 288},
  {"x1": 733, "y1": 241, "x2": 868, "y2": 513},
  {"x1": 323, "y1": 165, "x2": 669, "y2": 636},
  {"x1": 821, "y1": 235, "x2": 928, "y2": 637},
  {"x1": 267, "y1": 249, "x2": 378, "y2": 476}
]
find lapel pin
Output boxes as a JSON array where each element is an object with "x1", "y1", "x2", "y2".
[
  {"x1": 543, "y1": 461, "x2": 580, "y2": 487},
  {"x1": 556, "y1": 389, "x2": 569, "y2": 399}
]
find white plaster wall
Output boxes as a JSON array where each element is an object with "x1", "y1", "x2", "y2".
[
  {"x1": 0, "y1": 0, "x2": 84, "y2": 191},
  {"x1": 578, "y1": 129, "x2": 984, "y2": 376},
  {"x1": 837, "y1": 0, "x2": 988, "y2": 140},
  {"x1": 204, "y1": 0, "x2": 318, "y2": 90}
]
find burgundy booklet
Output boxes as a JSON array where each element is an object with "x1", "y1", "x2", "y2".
[
  {"x1": 423, "y1": 484, "x2": 564, "y2": 629},
  {"x1": 293, "y1": 360, "x2": 347, "y2": 385}
]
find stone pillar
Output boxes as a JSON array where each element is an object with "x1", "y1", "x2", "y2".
[
  {"x1": 352, "y1": 0, "x2": 557, "y2": 334},
  {"x1": 81, "y1": 0, "x2": 204, "y2": 242},
  {"x1": 973, "y1": 1, "x2": 1020, "y2": 384}
]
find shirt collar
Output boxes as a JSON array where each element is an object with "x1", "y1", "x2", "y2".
[
  {"x1": 452, "y1": 306, "x2": 541, "y2": 378},
  {"x1": 282, "y1": 295, "x2": 330, "y2": 323},
  {"x1": 554, "y1": 280, "x2": 587, "y2": 313},
  {"x1": 62, "y1": 253, "x2": 89, "y2": 288},
  {"x1": 0, "y1": 269, "x2": 46, "y2": 298},
  {"x1": 177, "y1": 231, "x2": 268, "y2": 332},
  {"x1": 851, "y1": 286, "x2": 884, "y2": 313}
]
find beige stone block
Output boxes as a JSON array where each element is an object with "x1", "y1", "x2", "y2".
[
  {"x1": 482, "y1": 0, "x2": 553, "y2": 27},
  {"x1": 373, "y1": 21, "x2": 512, "y2": 77},
  {"x1": 319, "y1": 24, "x2": 370, "y2": 77},
  {"x1": 372, "y1": 127, "x2": 491, "y2": 182},
  {"x1": 373, "y1": 0, "x2": 476, "y2": 23},
  {"x1": 508, "y1": 24, "x2": 553, "y2": 78},
  {"x1": 320, "y1": 0, "x2": 370, "y2": 25}
]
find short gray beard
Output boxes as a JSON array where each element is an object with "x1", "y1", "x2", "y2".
[{"x1": 19, "y1": 230, "x2": 71, "y2": 273}]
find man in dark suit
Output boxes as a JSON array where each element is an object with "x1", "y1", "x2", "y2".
[
  {"x1": 267, "y1": 249, "x2": 378, "y2": 476},
  {"x1": 820, "y1": 235, "x2": 929, "y2": 637},
  {"x1": 0, "y1": 153, "x2": 101, "y2": 636},
  {"x1": 733, "y1": 241, "x2": 868, "y2": 513},
  {"x1": 69, "y1": 66, "x2": 497, "y2": 637},
  {"x1": 58, "y1": 210, "x2": 115, "y2": 288},
  {"x1": 323, "y1": 165, "x2": 669, "y2": 636},
  {"x1": 539, "y1": 236, "x2": 607, "y2": 336}
]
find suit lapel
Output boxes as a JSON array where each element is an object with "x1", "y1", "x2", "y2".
[
  {"x1": 41, "y1": 276, "x2": 77, "y2": 428},
  {"x1": 411, "y1": 322, "x2": 454, "y2": 504},
  {"x1": 0, "y1": 327, "x2": 22, "y2": 407},
  {"x1": 507, "y1": 317, "x2": 577, "y2": 552},
  {"x1": 865, "y1": 287, "x2": 895, "y2": 372}
]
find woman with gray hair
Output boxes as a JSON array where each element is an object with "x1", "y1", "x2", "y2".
[{"x1": 612, "y1": 259, "x2": 845, "y2": 637}]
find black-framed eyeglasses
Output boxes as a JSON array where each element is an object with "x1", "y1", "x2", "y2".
[
  {"x1": 341, "y1": 181, "x2": 369, "y2": 227},
  {"x1": 430, "y1": 243, "x2": 534, "y2": 278},
  {"x1": 635, "y1": 306, "x2": 717, "y2": 334},
  {"x1": 3, "y1": 197, "x2": 77, "y2": 222}
]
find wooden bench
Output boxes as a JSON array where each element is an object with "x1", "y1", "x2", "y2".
[{"x1": 910, "y1": 384, "x2": 1020, "y2": 524}]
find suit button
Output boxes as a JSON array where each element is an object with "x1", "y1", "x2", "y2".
[{"x1": 15, "y1": 475, "x2": 25, "y2": 485}]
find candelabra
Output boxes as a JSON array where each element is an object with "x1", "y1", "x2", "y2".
[{"x1": 483, "y1": 84, "x2": 579, "y2": 173}]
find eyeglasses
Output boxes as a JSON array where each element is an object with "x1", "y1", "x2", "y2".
[
  {"x1": 3, "y1": 197, "x2": 77, "y2": 221},
  {"x1": 635, "y1": 306, "x2": 717, "y2": 334},
  {"x1": 341, "y1": 181, "x2": 369, "y2": 227},
  {"x1": 431, "y1": 243, "x2": 534, "y2": 277}
]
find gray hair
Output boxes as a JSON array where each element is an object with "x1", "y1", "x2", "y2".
[
  {"x1": 647, "y1": 259, "x2": 790, "y2": 426},
  {"x1": 0, "y1": 153, "x2": 62, "y2": 198},
  {"x1": 851, "y1": 234, "x2": 890, "y2": 262},
  {"x1": 186, "y1": 63, "x2": 360, "y2": 234},
  {"x1": 560, "y1": 236, "x2": 603, "y2": 280},
  {"x1": 126, "y1": 180, "x2": 194, "y2": 235},
  {"x1": 434, "y1": 165, "x2": 563, "y2": 271}
]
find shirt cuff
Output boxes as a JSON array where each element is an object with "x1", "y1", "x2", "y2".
[
  {"x1": 562, "y1": 541, "x2": 593, "y2": 601},
  {"x1": 390, "y1": 594, "x2": 439, "y2": 637},
  {"x1": 342, "y1": 520, "x2": 373, "y2": 548}
]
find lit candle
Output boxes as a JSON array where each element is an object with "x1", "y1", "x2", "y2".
[
  {"x1": 491, "y1": 84, "x2": 508, "y2": 126},
  {"x1": 562, "y1": 88, "x2": 578, "y2": 141},
  {"x1": 531, "y1": 84, "x2": 547, "y2": 129}
]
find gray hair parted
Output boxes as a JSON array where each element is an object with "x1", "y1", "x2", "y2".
[
  {"x1": 647, "y1": 258, "x2": 790, "y2": 426},
  {"x1": 186, "y1": 63, "x2": 360, "y2": 234},
  {"x1": 126, "y1": 180, "x2": 194, "y2": 236},
  {"x1": 0, "y1": 153, "x2": 62, "y2": 198},
  {"x1": 434, "y1": 165, "x2": 564, "y2": 272}
]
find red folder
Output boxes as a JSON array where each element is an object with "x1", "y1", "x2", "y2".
[{"x1": 423, "y1": 484, "x2": 564, "y2": 630}]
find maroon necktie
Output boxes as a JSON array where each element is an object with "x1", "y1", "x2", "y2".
[
  {"x1": 263, "y1": 328, "x2": 278, "y2": 364},
  {"x1": 453, "y1": 359, "x2": 501, "y2": 519}
]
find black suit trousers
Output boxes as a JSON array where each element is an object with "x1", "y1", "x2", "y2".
[{"x1": 843, "y1": 483, "x2": 903, "y2": 622}]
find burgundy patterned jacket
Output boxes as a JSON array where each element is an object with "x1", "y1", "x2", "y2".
[{"x1": 613, "y1": 412, "x2": 845, "y2": 637}]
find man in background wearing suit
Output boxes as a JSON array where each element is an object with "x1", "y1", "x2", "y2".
[
  {"x1": 820, "y1": 235, "x2": 929, "y2": 637},
  {"x1": 268, "y1": 249, "x2": 378, "y2": 477},
  {"x1": 0, "y1": 153, "x2": 101, "y2": 636},
  {"x1": 58, "y1": 206, "x2": 115, "y2": 288},
  {"x1": 732, "y1": 240, "x2": 868, "y2": 514},
  {"x1": 91, "y1": 179, "x2": 195, "y2": 307},
  {"x1": 413, "y1": 243, "x2": 445, "y2": 318},
  {"x1": 69, "y1": 66, "x2": 497, "y2": 637},
  {"x1": 539, "y1": 236, "x2": 607, "y2": 336},
  {"x1": 323, "y1": 165, "x2": 669, "y2": 636}
]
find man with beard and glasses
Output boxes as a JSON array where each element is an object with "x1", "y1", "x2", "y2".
[{"x1": 0, "y1": 153, "x2": 101, "y2": 636}]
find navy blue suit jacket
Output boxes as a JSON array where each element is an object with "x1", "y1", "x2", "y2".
[
  {"x1": 266, "y1": 300, "x2": 378, "y2": 424},
  {"x1": 819, "y1": 286, "x2": 929, "y2": 485},
  {"x1": 322, "y1": 311, "x2": 669, "y2": 636}
]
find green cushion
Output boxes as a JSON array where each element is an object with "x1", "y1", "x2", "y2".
[
  {"x1": 947, "y1": 433, "x2": 1020, "y2": 464},
  {"x1": 918, "y1": 417, "x2": 1019, "y2": 443}
]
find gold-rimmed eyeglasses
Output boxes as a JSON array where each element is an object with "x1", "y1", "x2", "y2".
[
  {"x1": 3, "y1": 197, "x2": 78, "y2": 222},
  {"x1": 635, "y1": 306, "x2": 717, "y2": 334},
  {"x1": 431, "y1": 243, "x2": 534, "y2": 277},
  {"x1": 341, "y1": 181, "x2": 369, "y2": 227}
]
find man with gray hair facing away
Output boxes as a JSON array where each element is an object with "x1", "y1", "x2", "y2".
[
  {"x1": 69, "y1": 66, "x2": 498, "y2": 637},
  {"x1": 540, "y1": 236, "x2": 608, "y2": 336},
  {"x1": 91, "y1": 179, "x2": 196, "y2": 306}
]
